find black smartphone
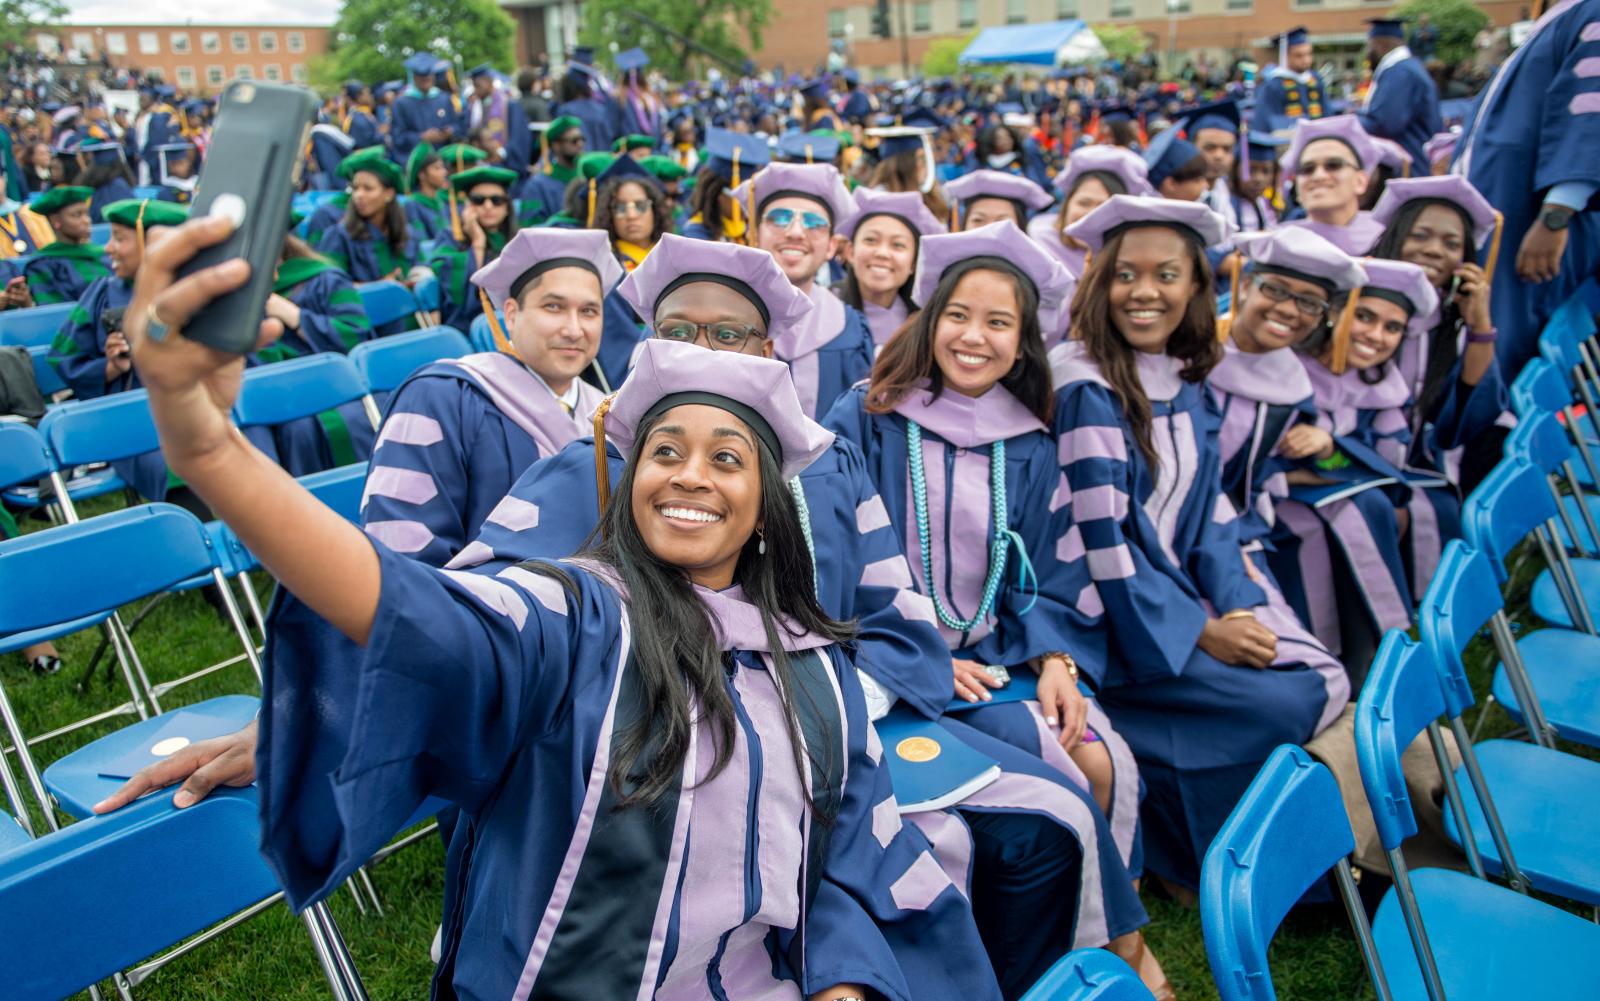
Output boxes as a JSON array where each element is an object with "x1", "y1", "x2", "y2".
[{"x1": 175, "y1": 81, "x2": 317, "y2": 354}]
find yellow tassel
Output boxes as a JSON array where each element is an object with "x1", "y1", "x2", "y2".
[
  {"x1": 1222, "y1": 259, "x2": 1242, "y2": 342},
  {"x1": 727, "y1": 147, "x2": 745, "y2": 244},
  {"x1": 804, "y1": 143, "x2": 814, "y2": 165},
  {"x1": 950, "y1": 205, "x2": 958, "y2": 232},
  {"x1": 1329, "y1": 290, "x2": 1360, "y2": 375},
  {"x1": 480, "y1": 289, "x2": 520, "y2": 359},
  {"x1": 134, "y1": 200, "x2": 147, "y2": 261},
  {"x1": 586, "y1": 179, "x2": 597, "y2": 228},
  {"x1": 449, "y1": 187, "x2": 464, "y2": 241},
  {"x1": 1483, "y1": 210, "x2": 1505, "y2": 284},
  {"x1": 541, "y1": 128, "x2": 551, "y2": 176},
  {"x1": 593, "y1": 394, "x2": 615, "y2": 516}
]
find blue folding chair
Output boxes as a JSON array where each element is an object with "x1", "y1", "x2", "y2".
[
  {"x1": 1355, "y1": 628, "x2": 1600, "y2": 1000},
  {"x1": 348, "y1": 324, "x2": 469, "y2": 394},
  {"x1": 1535, "y1": 291, "x2": 1600, "y2": 464},
  {"x1": 212, "y1": 462, "x2": 370, "y2": 574},
  {"x1": 1506, "y1": 357, "x2": 1600, "y2": 542},
  {"x1": 1462, "y1": 430, "x2": 1600, "y2": 748},
  {"x1": 88, "y1": 222, "x2": 111, "y2": 246},
  {"x1": 1201, "y1": 745, "x2": 1390, "y2": 1001},
  {"x1": 0, "y1": 421, "x2": 121, "y2": 519},
  {"x1": 25, "y1": 343, "x2": 65, "y2": 397},
  {"x1": 1416, "y1": 542, "x2": 1600, "y2": 906},
  {"x1": 355, "y1": 278, "x2": 421, "y2": 330},
  {"x1": 1021, "y1": 948, "x2": 1153, "y2": 1000},
  {"x1": 0, "y1": 504, "x2": 262, "y2": 820},
  {"x1": 0, "y1": 788, "x2": 367, "y2": 1000},
  {"x1": 233, "y1": 351, "x2": 383, "y2": 442},
  {"x1": 0, "y1": 301, "x2": 74, "y2": 348},
  {"x1": 413, "y1": 270, "x2": 440, "y2": 311}
]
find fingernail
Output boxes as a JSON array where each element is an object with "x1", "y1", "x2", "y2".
[
  {"x1": 173, "y1": 790, "x2": 194, "y2": 808},
  {"x1": 91, "y1": 798, "x2": 108, "y2": 812}
]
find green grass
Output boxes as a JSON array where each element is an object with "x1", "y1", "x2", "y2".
[{"x1": 0, "y1": 494, "x2": 1570, "y2": 999}]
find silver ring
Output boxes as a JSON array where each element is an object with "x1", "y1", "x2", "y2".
[{"x1": 145, "y1": 303, "x2": 172, "y2": 342}]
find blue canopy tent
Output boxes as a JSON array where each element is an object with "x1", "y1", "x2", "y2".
[{"x1": 957, "y1": 19, "x2": 1107, "y2": 67}]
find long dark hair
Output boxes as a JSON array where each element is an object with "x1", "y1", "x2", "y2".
[
  {"x1": 597, "y1": 174, "x2": 671, "y2": 245},
  {"x1": 1369, "y1": 198, "x2": 1476, "y2": 412},
  {"x1": 466, "y1": 181, "x2": 517, "y2": 258},
  {"x1": 838, "y1": 215, "x2": 919, "y2": 314},
  {"x1": 1055, "y1": 170, "x2": 1127, "y2": 234},
  {"x1": 343, "y1": 177, "x2": 409, "y2": 258},
  {"x1": 868, "y1": 149, "x2": 950, "y2": 221},
  {"x1": 866, "y1": 257, "x2": 1054, "y2": 424},
  {"x1": 974, "y1": 123, "x2": 1026, "y2": 162},
  {"x1": 1070, "y1": 225, "x2": 1220, "y2": 467},
  {"x1": 688, "y1": 166, "x2": 726, "y2": 240},
  {"x1": 535, "y1": 415, "x2": 855, "y2": 814}
]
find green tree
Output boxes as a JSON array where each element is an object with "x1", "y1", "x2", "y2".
[
  {"x1": 579, "y1": 0, "x2": 775, "y2": 80},
  {"x1": 922, "y1": 31, "x2": 978, "y2": 78},
  {"x1": 317, "y1": 0, "x2": 514, "y2": 91},
  {"x1": 0, "y1": 0, "x2": 65, "y2": 50},
  {"x1": 1092, "y1": 24, "x2": 1148, "y2": 66},
  {"x1": 1394, "y1": 0, "x2": 1489, "y2": 68}
]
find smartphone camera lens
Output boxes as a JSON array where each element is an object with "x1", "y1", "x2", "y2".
[{"x1": 234, "y1": 84, "x2": 256, "y2": 103}]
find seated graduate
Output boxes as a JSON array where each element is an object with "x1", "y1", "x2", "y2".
[
  {"x1": 1278, "y1": 115, "x2": 1387, "y2": 255},
  {"x1": 123, "y1": 215, "x2": 1004, "y2": 1000},
  {"x1": 400, "y1": 142, "x2": 450, "y2": 241},
  {"x1": 306, "y1": 122, "x2": 355, "y2": 193},
  {"x1": 424, "y1": 165, "x2": 517, "y2": 334},
  {"x1": 23, "y1": 185, "x2": 109, "y2": 305},
  {"x1": 317, "y1": 147, "x2": 426, "y2": 308},
  {"x1": 75, "y1": 141, "x2": 137, "y2": 223},
  {"x1": 732, "y1": 161, "x2": 875, "y2": 419},
  {"x1": 638, "y1": 153, "x2": 689, "y2": 228},
  {"x1": 430, "y1": 234, "x2": 1152, "y2": 998},
  {"x1": 965, "y1": 117, "x2": 1051, "y2": 191},
  {"x1": 1050, "y1": 195, "x2": 1349, "y2": 894},
  {"x1": 823, "y1": 220, "x2": 1168, "y2": 997},
  {"x1": 150, "y1": 141, "x2": 199, "y2": 205},
  {"x1": 1361, "y1": 136, "x2": 1412, "y2": 211},
  {"x1": 256, "y1": 231, "x2": 380, "y2": 474},
  {"x1": 513, "y1": 114, "x2": 584, "y2": 227},
  {"x1": 834, "y1": 187, "x2": 946, "y2": 351},
  {"x1": 0, "y1": 188, "x2": 58, "y2": 310},
  {"x1": 592, "y1": 153, "x2": 670, "y2": 273},
  {"x1": 680, "y1": 126, "x2": 770, "y2": 242},
  {"x1": 1276, "y1": 259, "x2": 1451, "y2": 681},
  {"x1": 941, "y1": 169, "x2": 1054, "y2": 232},
  {"x1": 1232, "y1": 133, "x2": 1287, "y2": 234},
  {"x1": 1142, "y1": 126, "x2": 1211, "y2": 205},
  {"x1": 1368, "y1": 175, "x2": 1508, "y2": 493},
  {"x1": 43, "y1": 197, "x2": 212, "y2": 506},
  {"x1": 1028, "y1": 145, "x2": 1155, "y2": 278}
]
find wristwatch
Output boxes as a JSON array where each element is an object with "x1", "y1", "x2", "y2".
[{"x1": 1541, "y1": 205, "x2": 1574, "y2": 232}]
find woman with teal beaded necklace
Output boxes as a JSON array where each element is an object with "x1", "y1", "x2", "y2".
[{"x1": 822, "y1": 221, "x2": 1172, "y2": 997}]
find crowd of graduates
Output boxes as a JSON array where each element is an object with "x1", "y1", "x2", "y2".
[{"x1": 3, "y1": 3, "x2": 1597, "y2": 998}]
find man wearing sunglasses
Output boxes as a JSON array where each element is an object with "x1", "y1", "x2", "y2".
[
  {"x1": 1278, "y1": 115, "x2": 1387, "y2": 256},
  {"x1": 734, "y1": 161, "x2": 875, "y2": 419}
]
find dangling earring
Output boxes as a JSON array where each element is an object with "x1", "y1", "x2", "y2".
[{"x1": 757, "y1": 529, "x2": 766, "y2": 556}]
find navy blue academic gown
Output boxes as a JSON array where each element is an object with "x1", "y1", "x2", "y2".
[
  {"x1": 1050, "y1": 343, "x2": 1346, "y2": 890},
  {"x1": 1359, "y1": 52, "x2": 1442, "y2": 176},
  {"x1": 776, "y1": 285, "x2": 875, "y2": 421},
  {"x1": 260, "y1": 545, "x2": 1003, "y2": 1001},
  {"x1": 392, "y1": 89, "x2": 461, "y2": 163},
  {"x1": 1250, "y1": 68, "x2": 1328, "y2": 135},
  {"x1": 89, "y1": 177, "x2": 135, "y2": 224}
]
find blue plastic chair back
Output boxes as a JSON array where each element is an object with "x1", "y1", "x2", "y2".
[
  {"x1": 132, "y1": 185, "x2": 163, "y2": 199},
  {"x1": 0, "y1": 302, "x2": 74, "y2": 348},
  {"x1": 1020, "y1": 948, "x2": 1153, "y2": 1000},
  {"x1": 469, "y1": 312, "x2": 497, "y2": 353},
  {"x1": 0, "y1": 790, "x2": 278, "y2": 1000},
  {"x1": 38, "y1": 389, "x2": 159, "y2": 466},
  {"x1": 1461, "y1": 443, "x2": 1557, "y2": 581},
  {"x1": 232, "y1": 353, "x2": 370, "y2": 428},
  {"x1": 1577, "y1": 277, "x2": 1600, "y2": 317},
  {"x1": 1538, "y1": 296, "x2": 1596, "y2": 375},
  {"x1": 355, "y1": 280, "x2": 418, "y2": 329},
  {"x1": 0, "y1": 503, "x2": 219, "y2": 633},
  {"x1": 25, "y1": 344, "x2": 65, "y2": 396},
  {"x1": 1503, "y1": 410, "x2": 1573, "y2": 478},
  {"x1": 0, "y1": 423, "x2": 51, "y2": 493},
  {"x1": 300, "y1": 462, "x2": 368, "y2": 524},
  {"x1": 88, "y1": 223, "x2": 111, "y2": 246},
  {"x1": 348, "y1": 325, "x2": 469, "y2": 393},
  {"x1": 1417, "y1": 540, "x2": 1496, "y2": 717},
  {"x1": 413, "y1": 271, "x2": 441, "y2": 311},
  {"x1": 1354, "y1": 631, "x2": 1449, "y2": 851},
  {"x1": 1201, "y1": 745, "x2": 1357, "y2": 1001},
  {"x1": 1509, "y1": 358, "x2": 1570, "y2": 418}
]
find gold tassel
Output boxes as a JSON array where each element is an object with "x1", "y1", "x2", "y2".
[
  {"x1": 134, "y1": 200, "x2": 148, "y2": 261},
  {"x1": 449, "y1": 187, "x2": 464, "y2": 241},
  {"x1": 480, "y1": 289, "x2": 520, "y2": 359},
  {"x1": 1329, "y1": 290, "x2": 1360, "y2": 375},
  {"x1": 1483, "y1": 210, "x2": 1505, "y2": 284},
  {"x1": 1221, "y1": 259, "x2": 1242, "y2": 342},
  {"x1": 804, "y1": 143, "x2": 814, "y2": 165},
  {"x1": 586, "y1": 178, "x2": 597, "y2": 228},
  {"x1": 541, "y1": 128, "x2": 551, "y2": 176},
  {"x1": 593, "y1": 394, "x2": 615, "y2": 516},
  {"x1": 726, "y1": 147, "x2": 745, "y2": 243}
]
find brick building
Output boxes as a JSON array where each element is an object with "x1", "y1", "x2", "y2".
[
  {"x1": 33, "y1": 22, "x2": 332, "y2": 94},
  {"x1": 763, "y1": 0, "x2": 1528, "y2": 79}
]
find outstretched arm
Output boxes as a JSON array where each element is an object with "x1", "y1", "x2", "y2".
[{"x1": 126, "y1": 214, "x2": 381, "y2": 643}]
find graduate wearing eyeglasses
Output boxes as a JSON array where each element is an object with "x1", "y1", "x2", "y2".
[
  {"x1": 733, "y1": 162, "x2": 874, "y2": 419},
  {"x1": 1278, "y1": 116, "x2": 1388, "y2": 256},
  {"x1": 424, "y1": 165, "x2": 518, "y2": 334}
]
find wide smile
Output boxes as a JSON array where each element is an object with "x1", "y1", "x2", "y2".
[
  {"x1": 1262, "y1": 316, "x2": 1298, "y2": 340},
  {"x1": 1349, "y1": 339, "x2": 1382, "y2": 364},
  {"x1": 950, "y1": 349, "x2": 992, "y2": 368},
  {"x1": 1123, "y1": 306, "x2": 1167, "y2": 329},
  {"x1": 657, "y1": 504, "x2": 725, "y2": 527}
]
